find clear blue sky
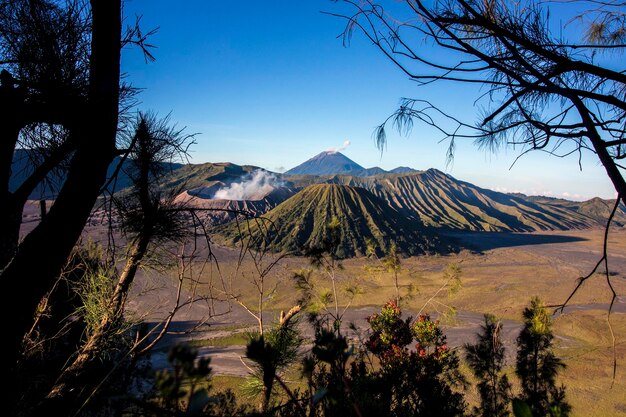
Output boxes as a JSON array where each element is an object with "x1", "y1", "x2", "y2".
[{"x1": 121, "y1": 0, "x2": 618, "y2": 201}]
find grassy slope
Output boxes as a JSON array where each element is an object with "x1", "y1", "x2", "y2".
[{"x1": 215, "y1": 183, "x2": 449, "y2": 257}]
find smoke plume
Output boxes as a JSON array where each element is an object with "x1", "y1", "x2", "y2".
[
  {"x1": 213, "y1": 170, "x2": 283, "y2": 200},
  {"x1": 326, "y1": 139, "x2": 351, "y2": 154}
]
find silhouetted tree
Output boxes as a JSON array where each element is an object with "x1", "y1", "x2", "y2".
[
  {"x1": 465, "y1": 314, "x2": 512, "y2": 417},
  {"x1": 331, "y1": 0, "x2": 626, "y2": 206},
  {"x1": 0, "y1": 1, "x2": 123, "y2": 405},
  {"x1": 0, "y1": 0, "x2": 92, "y2": 271},
  {"x1": 0, "y1": 4, "x2": 164, "y2": 411},
  {"x1": 42, "y1": 112, "x2": 192, "y2": 414},
  {"x1": 516, "y1": 297, "x2": 570, "y2": 417}
]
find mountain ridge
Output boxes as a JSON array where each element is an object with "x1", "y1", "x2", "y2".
[
  {"x1": 312, "y1": 169, "x2": 625, "y2": 231},
  {"x1": 11, "y1": 151, "x2": 624, "y2": 235},
  {"x1": 284, "y1": 151, "x2": 420, "y2": 177}
]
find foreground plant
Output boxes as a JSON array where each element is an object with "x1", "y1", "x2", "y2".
[
  {"x1": 293, "y1": 301, "x2": 467, "y2": 417},
  {"x1": 465, "y1": 314, "x2": 512, "y2": 417},
  {"x1": 516, "y1": 297, "x2": 570, "y2": 417},
  {"x1": 43, "y1": 113, "x2": 193, "y2": 414},
  {"x1": 148, "y1": 344, "x2": 248, "y2": 416},
  {"x1": 245, "y1": 306, "x2": 303, "y2": 414}
]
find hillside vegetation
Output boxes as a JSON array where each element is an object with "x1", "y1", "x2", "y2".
[
  {"x1": 292, "y1": 169, "x2": 624, "y2": 231},
  {"x1": 215, "y1": 184, "x2": 449, "y2": 257}
]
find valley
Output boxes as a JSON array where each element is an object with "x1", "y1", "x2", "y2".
[
  {"x1": 6, "y1": 2, "x2": 626, "y2": 415},
  {"x1": 16, "y1": 150, "x2": 626, "y2": 415},
  {"x1": 120, "y1": 226, "x2": 626, "y2": 416}
]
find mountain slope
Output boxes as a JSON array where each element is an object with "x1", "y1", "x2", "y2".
[
  {"x1": 285, "y1": 151, "x2": 364, "y2": 176},
  {"x1": 520, "y1": 195, "x2": 626, "y2": 227},
  {"x1": 216, "y1": 184, "x2": 449, "y2": 257},
  {"x1": 359, "y1": 166, "x2": 387, "y2": 176},
  {"x1": 174, "y1": 186, "x2": 296, "y2": 227},
  {"x1": 320, "y1": 169, "x2": 605, "y2": 232},
  {"x1": 156, "y1": 162, "x2": 262, "y2": 193},
  {"x1": 284, "y1": 152, "x2": 421, "y2": 177},
  {"x1": 390, "y1": 166, "x2": 419, "y2": 174},
  {"x1": 174, "y1": 161, "x2": 621, "y2": 233}
]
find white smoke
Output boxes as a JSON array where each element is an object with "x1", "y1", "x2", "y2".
[
  {"x1": 326, "y1": 139, "x2": 351, "y2": 154},
  {"x1": 213, "y1": 170, "x2": 283, "y2": 201}
]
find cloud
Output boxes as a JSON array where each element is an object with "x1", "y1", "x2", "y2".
[
  {"x1": 213, "y1": 170, "x2": 284, "y2": 200},
  {"x1": 326, "y1": 139, "x2": 351, "y2": 154}
]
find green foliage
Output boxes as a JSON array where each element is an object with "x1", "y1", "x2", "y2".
[
  {"x1": 70, "y1": 244, "x2": 135, "y2": 358},
  {"x1": 245, "y1": 307, "x2": 303, "y2": 412},
  {"x1": 366, "y1": 300, "x2": 413, "y2": 357},
  {"x1": 318, "y1": 289, "x2": 334, "y2": 308},
  {"x1": 512, "y1": 399, "x2": 534, "y2": 417},
  {"x1": 293, "y1": 268, "x2": 314, "y2": 306},
  {"x1": 143, "y1": 297, "x2": 579, "y2": 417},
  {"x1": 17, "y1": 244, "x2": 134, "y2": 415},
  {"x1": 295, "y1": 316, "x2": 357, "y2": 417},
  {"x1": 116, "y1": 112, "x2": 192, "y2": 246},
  {"x1": 344, "y1": 283, "x2": 365, "y2": 300},
  {"x1": 405, "y1": 282, "x2": 418, "y2": 300},
  {"x1": 217, "y1": 184, "x2": 444, "y2": 258},
  {"x1": 439, "y1": 306, "x2": 458, "y2": 325},
  {"x1": 298, "y1": 302, "x2": 467, "y2": 417},
  {"x1": 465, "y1": 314, "x2": 512, "y2": 417},
  {"x1": 382, "y1": 242, "x2": 401, "y2": 274},
  {"x1": 152, "y1": 344, "x2": 249, "y2": 416},
  {"x1": 515, "y1": 297, "x2": 570, "y2": 417},
  {"x1": 444, "y1": 262, "x2": 462, "y2": 297},
  {"x1": 362, "y1": 306, "x2": 467, "y2": 417},
  {"x1": 74, "y1": 262, "x2": 116, "y2": 338}
]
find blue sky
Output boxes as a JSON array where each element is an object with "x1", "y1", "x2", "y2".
[{"x1": 121, "y1": 0, "x2": 618, "y2": 200}]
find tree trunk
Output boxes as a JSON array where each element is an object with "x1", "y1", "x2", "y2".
[
  {"x1": 0, "y1": 134, "x2": 79, "y2": 270},
  {"x1": 43, "y1": 230, "x2": 152, "y2": 413},
  {"x1": 0, "y1": 83, "x2": 24, "y2": 268},
  {"x1": 0, "y1": 194, "x2": 22, "y2": 269},
  {"x1": 572, "y1": 98, "x2": 626, "y2": 207},
  {"x1": 395, "y1": 271, "x2": 399, "y2": 306},
  {"x1": 0, "y1": 0, "x2": 121, "y2": 408}
]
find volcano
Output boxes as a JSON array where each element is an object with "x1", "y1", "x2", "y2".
[
  {"x1": 216, "y1": 184, "x2": 450, "y2": 258},
  {"x1": 284, "y1": 151, "x2": 364, "y2": 176}
]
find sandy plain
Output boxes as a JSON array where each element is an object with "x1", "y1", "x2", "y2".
[{"x1": 21, "y1": 200, "x2": 626, "y2": 415}]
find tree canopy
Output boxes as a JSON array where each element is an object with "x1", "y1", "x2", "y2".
[{"x1": 332, "y1": 0, "x2": 626, "y2": 206}]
